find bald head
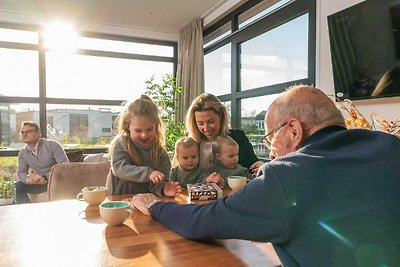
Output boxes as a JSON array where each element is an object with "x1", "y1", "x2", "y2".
[{"x1": 266, "y1": 86, "x2": 345, "y2": 134}]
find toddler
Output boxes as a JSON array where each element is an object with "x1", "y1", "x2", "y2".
[
  {"x1": 170, "y1": 137, "x2": 209, "y2": 187},
  {"x1": 207, "y1": 135, "x2": 249, "y2": 188}
]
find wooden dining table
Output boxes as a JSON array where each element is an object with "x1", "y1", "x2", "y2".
[{"x1": 0, "y1": 189, "x2": 281, "y2": 267}]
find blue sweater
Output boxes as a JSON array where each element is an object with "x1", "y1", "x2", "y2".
[{"x1": 151, "y1": 126, "x2": 400, "y2": 266}]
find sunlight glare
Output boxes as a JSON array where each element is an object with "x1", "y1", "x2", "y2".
[
  {"x1": 318, "y1": 221, "x2": 354, "y2": 248},
  {"x1": 43, "y1": 21, "x2": 78, "y2": 53}
]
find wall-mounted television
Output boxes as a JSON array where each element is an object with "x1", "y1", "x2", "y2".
[{"x1": 328, "y1": 0, "x2": 400, "y2": 100}]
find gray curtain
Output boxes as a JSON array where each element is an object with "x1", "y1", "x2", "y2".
[
  {"x1": 328, "y1": 13, "x2": 356, "y2": 98},
  {"x1": 176, "y1": 18, "x2": 204, "y2": 122}
]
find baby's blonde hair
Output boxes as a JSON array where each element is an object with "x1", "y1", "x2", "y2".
[
  {"x1": 212, "y1": 135, "x2": 238, "y2": 158},
  {"x1": 109, "y1": 95, "x2": 165, "y2": 169},
  {"x1": 171, "y1": 137, "x2": 199, "y2": 167}
]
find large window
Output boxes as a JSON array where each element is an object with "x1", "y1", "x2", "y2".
[
  {"x1": 204, "y1": 0, "x2": 315, "y2": 158},
  {"x1": 0, "y1": 103, "x2": 39, "y2": 151},
  {"x1": 204, "y1": 43, "x2": 231, "y2": 96},
  {"x1": 0, "y1": 48, "x2": 39, "y2": 97},
  {"x1": 46, "y1": 104, "x2": 123, "y2": 149},
  {"x1": 45, "y1": 53, "x2": 173, "y2": 100},
  {"x1": 240, "y1": 14, "x2": 309, "y2": 91},
  {"x1": 0, "y1": 22, "x2": 177, "y2": 157}
]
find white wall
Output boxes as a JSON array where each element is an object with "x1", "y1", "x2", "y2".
[{"x1": 316, "y1": 0, "x2": 400, "y2": 121}]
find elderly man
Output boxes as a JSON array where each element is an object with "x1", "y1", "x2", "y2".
[
  {"x1": 131, "y1": 86, "x2": 400, "y2": 266},
  {"x1": 16, "y1": 121, "x2": 69, "y2": 204}
]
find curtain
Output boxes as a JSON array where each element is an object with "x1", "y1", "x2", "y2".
[{"x1": 176, "y1": 18, "x2": 204, "y2": 122}]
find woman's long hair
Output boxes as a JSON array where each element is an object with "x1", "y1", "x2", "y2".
[{"x1": 186, "y1": 93, "x2": 229, "y2": 143}]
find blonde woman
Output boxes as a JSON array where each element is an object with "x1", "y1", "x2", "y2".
[
  {"x1": 371, "y1": 67, "x2": 400, "y2": 97},
  {"x1": 186, "y1": 93, "x2": 263, "y2": 175}
]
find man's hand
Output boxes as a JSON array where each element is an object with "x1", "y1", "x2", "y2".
[
  {"x1": 27, "y1": 173, "x2": 47, "y2": 185},
  {"x1": 130, "y1": 193, "x2": 158, "y2": 216},
  {"x1": 149, "y1": 171, "x2": 165, "y2": 184},
  {"x1": 162, "y1": 181, "x2": 182, "y2": 197}
]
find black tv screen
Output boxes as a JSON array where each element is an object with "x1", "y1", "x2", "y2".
[{"x1": 328, "y1": 0, "x2": 400, "y2": 100}]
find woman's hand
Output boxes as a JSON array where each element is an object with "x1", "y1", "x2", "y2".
[
  {"x1": 249, "y1": 161, "x2": 264, "y2": 177},
  {"x1": 150, "y1": 171, "x2": 165, "y2": 184},
  {"x1": 206, "y1": 172, "x2": 224, "y2": 188},
  {"x1": 163, "y1": 181, "x2": 182, "y2": 197}
]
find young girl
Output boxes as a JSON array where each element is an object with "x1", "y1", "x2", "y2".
[
  {"x1": 108, "y1": 95, "x2": 181, "y2": 196},
  {"x1": 169, "y1": 137, "x2": 210, "y2": 187},
  {"x1": 207, "y1": 135, "x2": 249, "y2": 188}
]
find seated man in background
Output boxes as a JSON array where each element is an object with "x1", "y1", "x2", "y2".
[
  {"x1": 16, "y1": 121, "x2": 69, "y2": 204},
  {"x1": 131, "y1": 86, "x2": 400, "y2": 266}
]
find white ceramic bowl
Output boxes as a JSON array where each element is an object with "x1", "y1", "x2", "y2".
[
  {"x1": 76, "y1": 186, "x2": 107, "y2": 206},
  {"x1": 227, "y1": 176, "x2": 247, "y2": 191},
  {"x1": 99, "y1": 201, "x2": 132, "y2": 226}
]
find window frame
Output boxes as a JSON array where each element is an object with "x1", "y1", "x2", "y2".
[
  {"x1": 0, "y1": 21, "x2": 177, "y2": 157},
  {"x1": 203, "y1": 0, "x2": 316, "y2": 128}
]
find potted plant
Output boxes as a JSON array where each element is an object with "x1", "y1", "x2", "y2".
[
  {"x1": 145, "y1": 74, "x2": 185, "y2": 153},
  {"x1": 0, "y1": 175, "x2": 16, "y2": 205}
]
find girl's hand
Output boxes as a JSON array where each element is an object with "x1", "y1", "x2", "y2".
[
  {"x1": 163, "y1": 182, "x2": 182, "y2": 197},
  {"x1": 206, "y1": 172, "x2": 224, "y2": 188},
  {"x1": 249, "y1": 161, "x2": 264, "y2": 177},
  {"x1": 150, "y1": 171, "x2": 165, "y2": 184}
]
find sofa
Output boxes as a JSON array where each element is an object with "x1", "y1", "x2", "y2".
[{"x1": 29, "y1": 152, "x2": 110, "y2": 203}]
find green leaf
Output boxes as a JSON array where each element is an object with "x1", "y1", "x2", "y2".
[{"x1": 144, "y1": 74, "x2": 185, "y2": 152}]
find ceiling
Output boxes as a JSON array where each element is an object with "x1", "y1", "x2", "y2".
[{"x1": 0, "y1": 0, "x2": 226, "y2": 35}]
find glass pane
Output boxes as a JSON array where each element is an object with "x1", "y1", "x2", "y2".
[
  {"x1": 239, "y1": 0, "x2": 293, "y2": 29},
  {"x1": 0, "y1": 156, "x2": 18, "y2": 180},
  {"x1": 46, "y1": 52, "x2": 174, "y2": 100},
  {"x1": 204, "y1": 22, "x2": 231, "y2": 48},
  {"x1": 46, "y1": 104, "x2": 123, "y2": 149},
  {"x1": 222, "y1": 100, "x2": 232, "y2": 128},
  {"x1": 241, "y1": 93, "x2": 282, "y2": 159},
  {"x1": 0, "y1": 103, "x2": 39, "y2": 150},
  {"x1": 77, "y1": 37, "x2": 174, "y2": 57},
  {"x1": 0, "y1": 48, "x2": 39, "y2": 97},
  {"x1": 240, "y1": 14, "x2": 308, "y2": 91},
  {"x1": 0, "y1": 27, "x2": 38, "y2": 44},
  {"x1": 205, "y1": 43, "x2": 231, "y2": 96}
]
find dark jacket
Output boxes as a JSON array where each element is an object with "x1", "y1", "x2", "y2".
[{"x1": 150, "y1": 126, "x2": 400, "y2": 266}]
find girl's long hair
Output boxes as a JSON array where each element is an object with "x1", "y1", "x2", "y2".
[{"x1": 109, "y1": 95, "x2": 165, "y2": 169}]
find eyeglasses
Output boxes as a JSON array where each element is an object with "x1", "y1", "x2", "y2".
[
  {"x1": 261, "y1": 122, "x2": 288, "y2": 149},
  {"x1": 20, "y1": 130, "x2": 34, "y2": 135}
]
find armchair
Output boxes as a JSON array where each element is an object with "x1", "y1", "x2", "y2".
[
  {"x1": 28, "y1": 153, "x2": 110, "y2": 203},
  {"x1": 47, "y1": 161, "x2": 110, "y2": 201}
]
